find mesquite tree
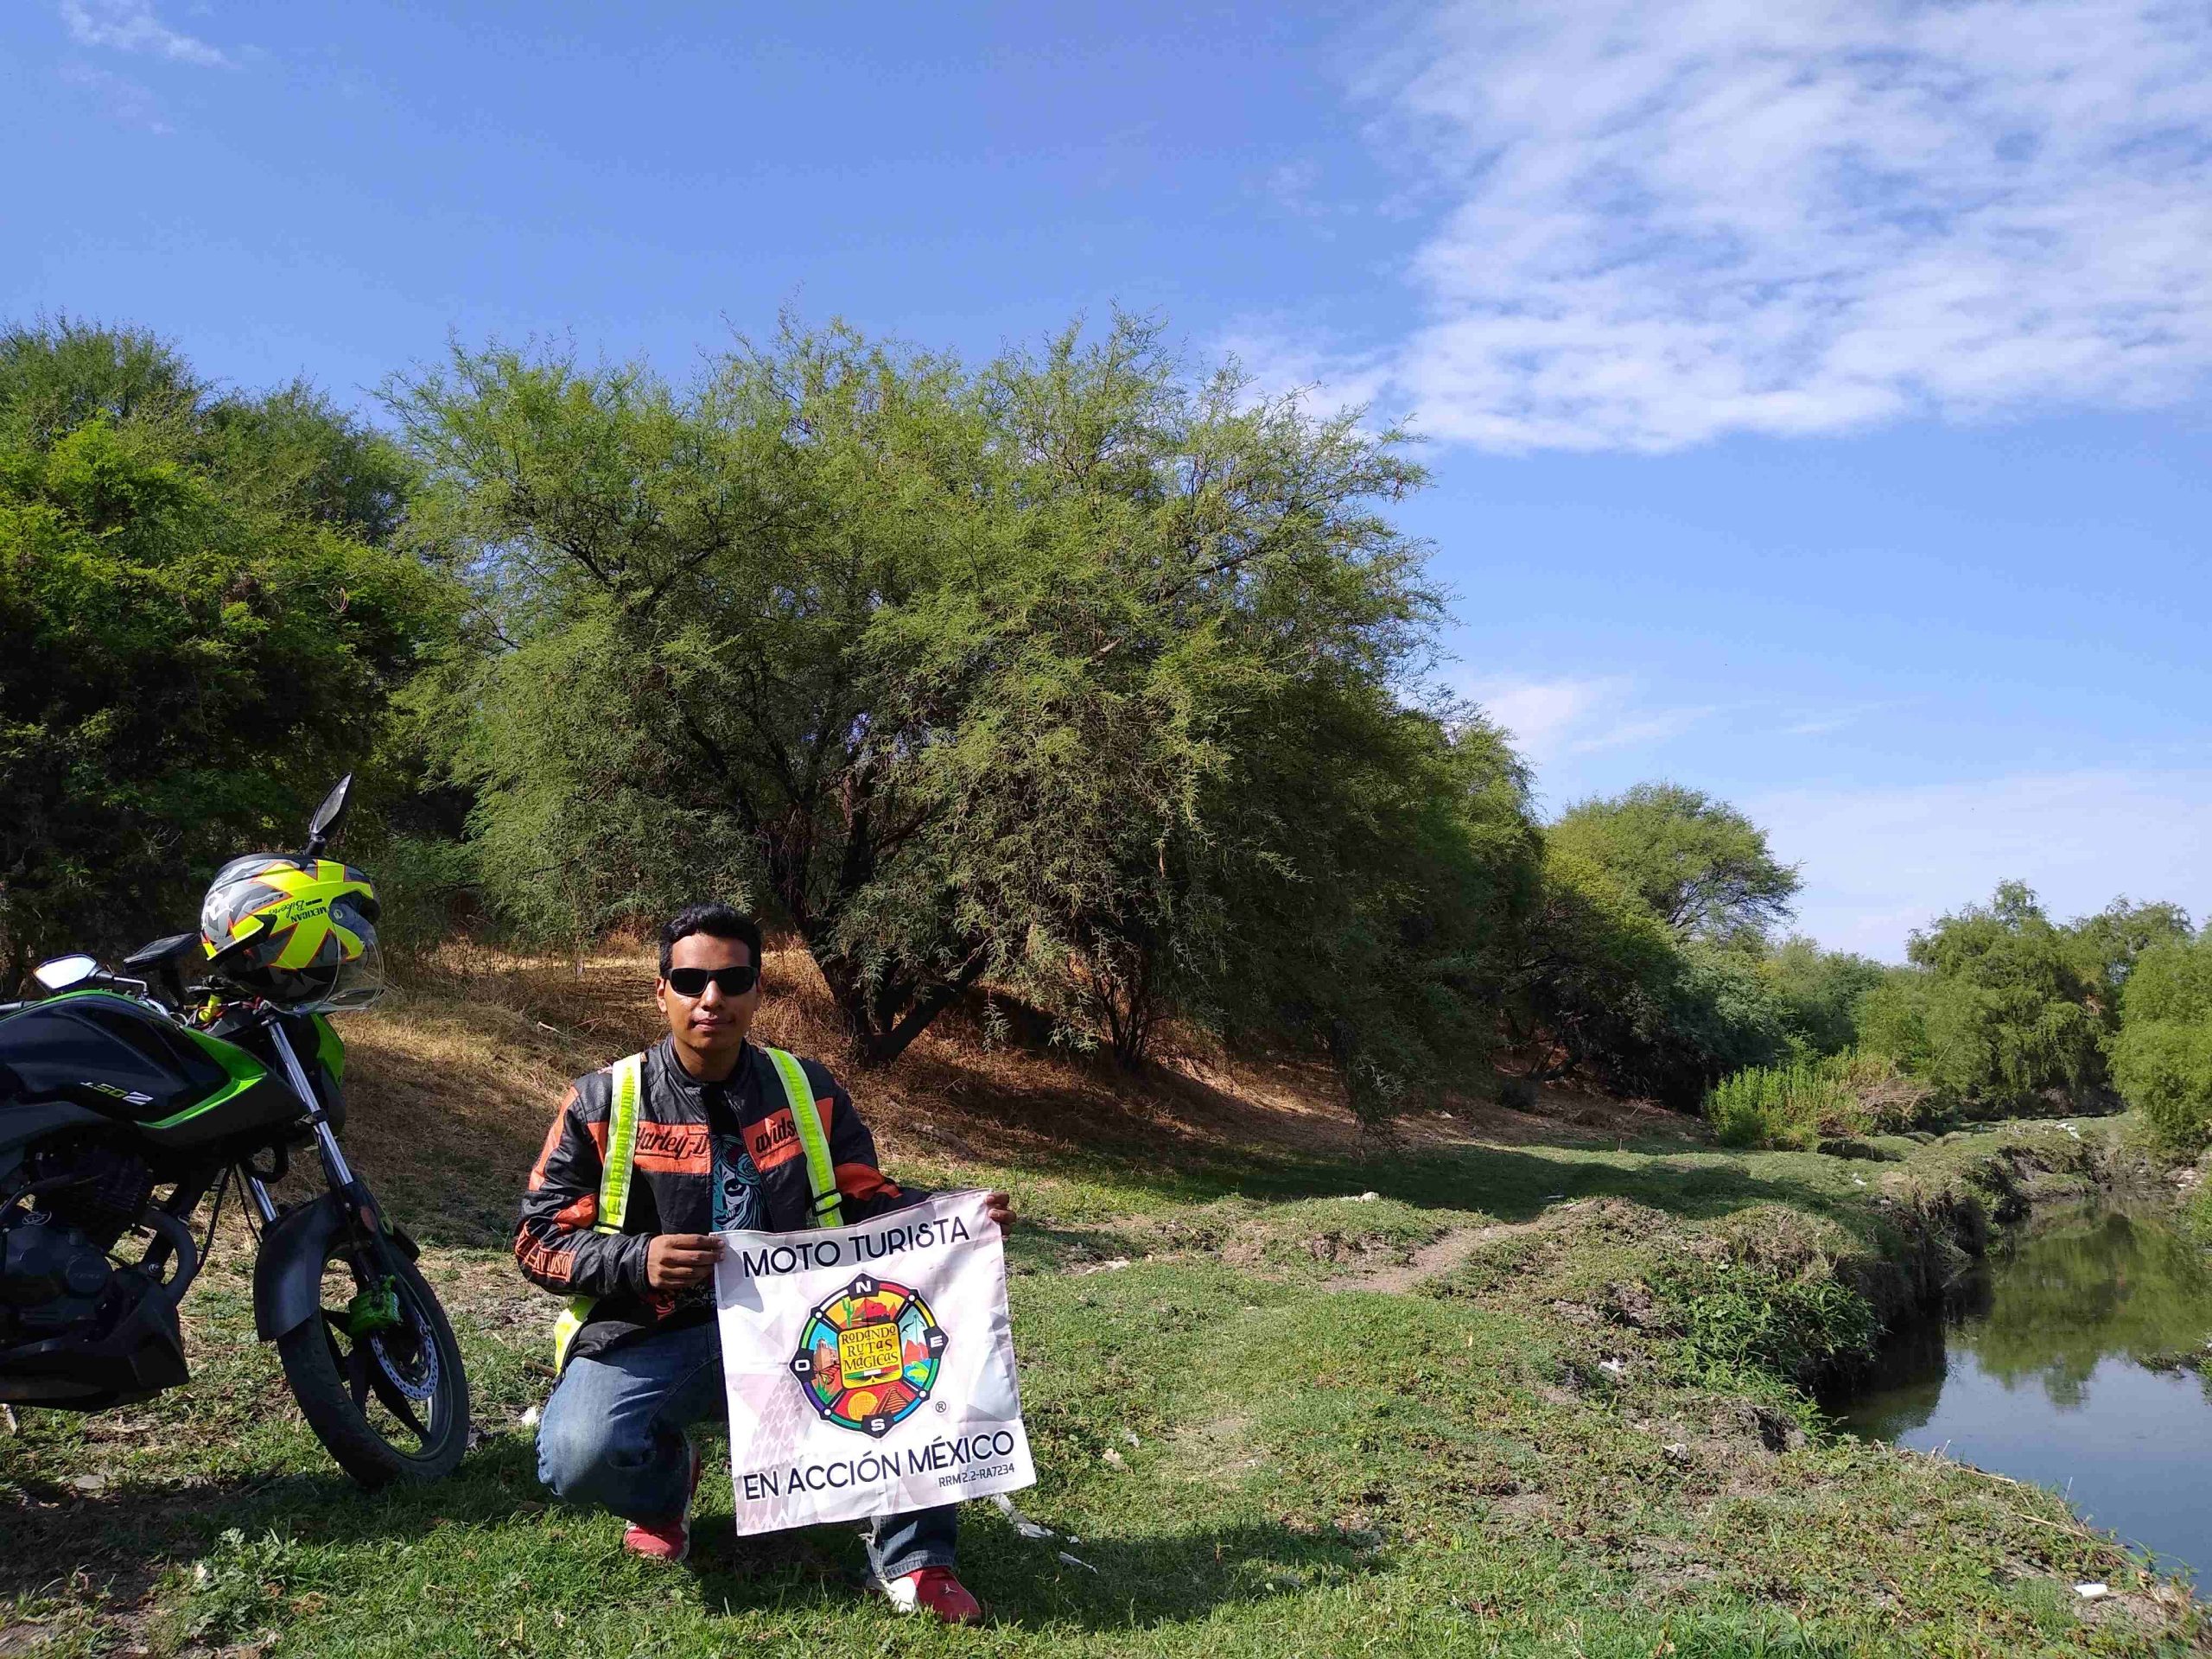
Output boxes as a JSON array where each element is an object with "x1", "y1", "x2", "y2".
[{"x1": 395, "y1": 316, "x2": 1449, "y2": 1068}]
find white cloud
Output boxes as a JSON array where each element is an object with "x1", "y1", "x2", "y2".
[
  {"x1": 1217, "y1": 322, "x2": 1395, "y2": 423},
  {"x1": 60, "y1": 0, "x2": 232, "y2": 67},
  {"x1": 1267, "y1": 158, "x2": 1325, "y2": 218},
  {"x1": 1753, "y1": 768, "x2": 2212, "y2": 960},
  {"x1": 1781, "y1": 701, "x2": 1897, "y2": 738},
  {"x1": 1292, "y1": 0, "x2": 2212, "y2": 449},
  {"x1": 1474, "y1": 674, "x2": 1626, "y2": 763},
  {"x1": 1465, "y1": 674, "x2": 1713, "y2": 794},
  {"x1": 58, "y1": 60, "x2": 170, "y2": 132}
]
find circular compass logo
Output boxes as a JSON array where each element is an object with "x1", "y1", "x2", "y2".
[{"x1": 788, "y1": 1274, "x2": 947, "y2": 1438}]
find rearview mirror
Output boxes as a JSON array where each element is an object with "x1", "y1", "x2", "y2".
[
  {"x1": 32, "y1": 954, "x2": 99, "y2": 992},
  {"x1": 306, "y1": 773, "x2": 355, "y2": 855}
]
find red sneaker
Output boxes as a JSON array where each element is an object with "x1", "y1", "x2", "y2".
[
  {"x1": 621, "y1": 1440, "x2": 702, "y2": 1562},
  {"x1": 873, "y1": 1566, "x2": 983, "y2": 1626}
]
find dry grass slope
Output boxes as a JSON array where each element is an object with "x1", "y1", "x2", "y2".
[{"x1": 340, "y1": 939, "x2": 1685, "y2": 1248}]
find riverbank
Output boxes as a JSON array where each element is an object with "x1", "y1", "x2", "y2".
[
  {"x1": 2, "y1": 960, "x2": 2205, "y2": 1656},
  {"x1": 1835, "y1": 1197, "x2": 2212, "y2": 1583}
]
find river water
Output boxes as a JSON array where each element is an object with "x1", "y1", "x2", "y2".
[{"x1": 1831, "y1": 1204, "x2": 2212, "y2": 1581}]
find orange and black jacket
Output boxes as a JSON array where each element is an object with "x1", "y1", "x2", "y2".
[{"x1": 514, "y1": 1035, "x2": 919, "y2": 1367}]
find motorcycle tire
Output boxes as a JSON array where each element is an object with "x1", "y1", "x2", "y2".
[{"x1": 275, "y1": 1241, "x2": 470, "y2": 1491}]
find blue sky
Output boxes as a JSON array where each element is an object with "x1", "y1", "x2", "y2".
[{"x1": 7, "y1": 0, "x2": 2208, "y2": 957}]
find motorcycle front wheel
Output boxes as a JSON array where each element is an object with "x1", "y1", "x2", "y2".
[{"x1": 275, "y1": 1236, "x2": 470, "y2": 1490}]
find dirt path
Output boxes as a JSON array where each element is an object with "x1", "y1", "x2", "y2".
[{"x1": 1329, "y1": 1221, "x2": 1525, "y2": 1294}]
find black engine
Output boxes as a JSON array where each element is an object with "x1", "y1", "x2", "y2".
[
  {"x1": 0, "y1": 1213, "x2": 120, "y2": 1335},
  {"x1": 0, "y1": 1140, "x2": 191, "y2": 1405},
  {"x1": 25, "y1": 1139, "x2": 154, "y2": 1248}
]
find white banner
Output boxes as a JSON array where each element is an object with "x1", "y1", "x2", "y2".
[{"x1": 713, "y1": 1188, "x2": 1035, "y2": 1534}]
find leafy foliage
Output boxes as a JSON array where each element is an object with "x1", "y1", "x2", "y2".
[
  {"x1": 1656, "y1": 1257, "x2": 1878, "y2": 1390},
  {"x1": 1192, "y1": 697, "x2": 1538, "y2": 1116},
  {"x1": 1503, "y1": 845, "x2": 1682, "y2": 1094},
  {"x1": 0, "y1": 321, "x2": 456, "y2": 982},
  {"x1": 1704, "y1": 1058, "x2": 1851, "y2": 1148},
  {"x1": 16, "y1": 315, "x2": 2201, "y2": 1148},
  {"x1": 1703, "y1": 1049, "x2": 1926, "y2": 1149},
  {"x1": 2065, "y1": 896, "x2": 2195, "y2": 1017},
  {"x1": 1760, "y1": 935, "x2": 1886, "y2": 1058},
  {"x1": 1854, "y1": 882, "x2": 2107, "y2": 1116},
  {"x1": 1548, "y1": 782, "x2": 1801, "y2": 947},
  {"x1": 1502, "y1": 846, "x2": 1793, "y2": 1107},
  {"x1": 2109, "y1": 931, "x2": 2212, "y2": 1154},
  {"x1": 395, "y1": 315, "x2": 1497, "y2": 1091}
]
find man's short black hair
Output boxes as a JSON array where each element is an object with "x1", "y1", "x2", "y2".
[{"x1": 658, "y1": 903, "x2": 764, "y2": 977}]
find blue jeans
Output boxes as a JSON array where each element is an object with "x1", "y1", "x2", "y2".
[{"x1": 536, "y1": 1316, "x2": 960, "y2": 1579}]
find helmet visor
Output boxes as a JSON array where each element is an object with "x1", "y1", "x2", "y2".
[{"x1": 255, "y1": 900, "x2": 387, "y2": 1013}]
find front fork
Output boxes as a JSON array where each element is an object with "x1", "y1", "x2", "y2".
[{"x1": 249, "y1": 1021, "x2": 393, "y2": 1272}]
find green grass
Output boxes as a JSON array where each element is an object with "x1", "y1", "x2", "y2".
[{"x1": 3, "y1": 1117, "x2": 2203, "y2": 1656}]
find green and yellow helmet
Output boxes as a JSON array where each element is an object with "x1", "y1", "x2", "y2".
[{"x1": 199, "y1": 855, "x2": 385, "y2": 1012}]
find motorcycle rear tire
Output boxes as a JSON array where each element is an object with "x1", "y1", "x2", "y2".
[{"x1": 275, "y1": 1247, "x2": 470, "y2": 1491}]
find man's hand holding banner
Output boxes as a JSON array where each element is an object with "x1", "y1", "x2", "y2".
[{"x1": 713, "y1": 1189, "x2": 1035, "y2": 1534}]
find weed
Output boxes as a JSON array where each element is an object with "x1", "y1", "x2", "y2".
[
  {"x1": 182, "y1": 1527, "x2": 322, "y2": 1644},
  {"x1": 1657, "y1": 1260, "x2": 1880, "y2": 1390}
]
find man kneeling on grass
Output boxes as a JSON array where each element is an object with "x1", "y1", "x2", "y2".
[{"x1": 514, "y1": 903, "x2": 1013, "y2": 1625}]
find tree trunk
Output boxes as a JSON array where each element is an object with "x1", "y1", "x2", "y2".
[
  {"x1": 1099, "y1": 950, "x2": 1159, "y2": 1071},
  {"x1": 810, "y1": 936, "x2": 988, "y2": 1068}
]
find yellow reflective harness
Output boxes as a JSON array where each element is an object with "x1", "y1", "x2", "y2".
[{"x1": 550, "y1": 1045, "x2": 843, "y2": 1372}]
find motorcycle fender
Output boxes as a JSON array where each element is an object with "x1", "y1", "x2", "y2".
[{"x1": 252, "y1": 1192, "x2": 422, "y2": 1342}]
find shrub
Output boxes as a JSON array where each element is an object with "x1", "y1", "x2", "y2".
[
  {"x1": 2183, "y1": 1180, "x2": 2212, "y2": 1247},
  {"x1": 1505, "y1": 849, "x2": 1796, "y2": 1109},
  {"x1": 0, "y1": 322, "x2": 457, "y2": 984},
  {"x1": 356, "y1": 833, "x2": 478, "y2": 970},
  {"x1": 1703, "y1": 1049, "x2": 1921, "y2": 1148},
  {"x1": 1853, "y1": 969, "x2": 1930, "y2": 1073},
  {"x1": 1854, "y1": 884, "x2": 2108, "y2": 1117},
  {"x1": 1705, "y1": 1058, "x2": 1850, "y2": 1148},
  {"x1": 1501, "y1": 846, "x2": 1684, "y2": 1096},
  {"x1": 2117, "y1": 933, "x2": 2212, "y2": 1027},
  {"x1": 1665, "y1": 944, "x2": 1795, "y2": 1077},
  {"x1": 1764, "y1": 936, "x2": 1887, "y2": 1058}
]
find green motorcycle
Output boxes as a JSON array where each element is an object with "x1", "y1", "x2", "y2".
[{"x1": 0, "y1": 777, "x2": 469, "y2": 1488}]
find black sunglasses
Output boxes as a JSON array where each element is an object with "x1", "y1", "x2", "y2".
[{"x1": 664, "y1": 964, "x2": 759, "y2": 998}]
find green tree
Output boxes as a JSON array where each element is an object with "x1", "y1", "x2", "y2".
[
  {"x1": 0, "y1": 318, "x2": 417, "y2": 549},
  {"x1": 1859, "y1": 882, "x2": 2106, "y2": 1116},
  {"x1": 1501, "y1": 845, "x2": 1787, "y2": 1107},
  {"x1": 198, "y1": 381, "x2": 419, "y2": 546},
  {"x1": 396, "y1": 316, "x2": 1452, "y2": 1071},
  {"x1": 2108, "y1": 931, "x2": 2212, "y2": 1154},
  {"x1": 2065, "y1": 897, "x2": 2194, "y2": 1027},
  {"x1": 1853, "y1": 966, "x2": 1934, "y2": 1074},
  {"x1": 0, "y1": 315, "x2": 201, "y2": 453},
  {"x1": 1548, "y1": 782, "x2": 1801, "y2": 946},
  {"x1": 1186, "y1": 696, "x2": 1538, "y2": 1115},
  {"x1": 1661, "y1": 943, "x2": 1794, "y2": 1086},
  {"x1": 1763, "y1": 935, "x2": 1887, "y2": 1058},
  {"x1": 0, "y1": 321, "x2": 455, "y2": 982},
  {"x1": 1503, "y1": 846, "x2": 1675, "y2": 1090}
]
